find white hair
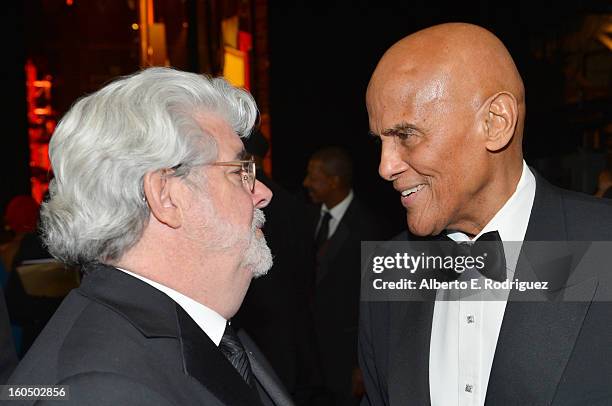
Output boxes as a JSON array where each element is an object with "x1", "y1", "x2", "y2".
[{"x1": 41, "y1": 67, "x2": 258, "y2": 265}]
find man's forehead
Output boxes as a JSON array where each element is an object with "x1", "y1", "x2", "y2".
[
  {"x1": 367, "y1": 78, "x2": 443, "y2": 130},
  {"x1": 196, "y1": 113, "x2": 243, "y2": 157},
  {"x1": 222, "y1": 132, "x2": 245, "y2": 156}
]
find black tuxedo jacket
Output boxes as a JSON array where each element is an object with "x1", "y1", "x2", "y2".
[
  {"x1": 7, "y1": 264, "x2": 294, "y2": 406},
  {"x1": 359, "y1": 174, "x2": 612, "y2": 406},
  {"x1": 310, "y1": 197, "x2": 390, "y2": 405}
]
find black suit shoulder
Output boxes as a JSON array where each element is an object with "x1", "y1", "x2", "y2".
[
  {"x1": 8, "y1": 291, "x2": 193, "y2": 404},
  {"x1": 526, "y1": 174, "x2": 612, "y2": 241},
  {"x1": 555, "y1": 185, "x2": 612, "y2": 240},
  {"x1": 40, "y1": 371, "x2": 179, "y2": 406},
  {"x1": 8, "y1": 266, "x2": 223, "y2": 406}
]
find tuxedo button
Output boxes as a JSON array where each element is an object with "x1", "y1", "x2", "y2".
[
  {"x1": 465, "y1": 384, "x2": 474, "y2": 393},
  {"x1": 466, "y1": 315, "x2": 475, "y2": 324}
]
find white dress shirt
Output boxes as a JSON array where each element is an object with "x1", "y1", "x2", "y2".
[
  {"x1": 116, "y1": 267, "x2": 227, "y2": 346},
  {"x1": 429, "y1": 161, "x2": 536, "y2": 406},
  {"x1": 316, "y1": 189, "x2": 354, "y2": 239}
]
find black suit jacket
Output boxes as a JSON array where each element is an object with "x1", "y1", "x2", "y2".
[
  {"x1": 311, "y1": 197, "x2": 390, "y2": 405},
  {"x1": 7, "y1": 264, "x2": 294, "y2": 406},
  {"x1": 359, "y1": 174, "x2": 612, "y2": 406}
]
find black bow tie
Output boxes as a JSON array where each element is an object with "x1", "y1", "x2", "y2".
[{"x1": 438, "y1": 230, "x2": 507, "y2": 282}]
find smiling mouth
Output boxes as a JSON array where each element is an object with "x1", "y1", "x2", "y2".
[{"x1": 401, "y1": 184, "x2": 425, "y2": 197}]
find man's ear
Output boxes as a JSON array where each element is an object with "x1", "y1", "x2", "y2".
[
  {"x1": 483, "y1": 92, "x2": 518, "y2": 152},
  {"x1": 143, "y1": 170, "x2": 183, "y2": 228}
]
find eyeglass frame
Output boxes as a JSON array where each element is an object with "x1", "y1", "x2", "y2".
[
  {"x1": 164, "y1": 155, "x2": 256, "y2": 193},
  {"x1": 209, "y1": 156, "x2": 257, "y2": 193}
]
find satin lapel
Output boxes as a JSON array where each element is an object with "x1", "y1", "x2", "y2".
[
  {"x1": 238, "y1": 330, "x2": 295, "y2": 406},
  {"x1": 486, "y1": 173, "x2": 596, "y2": 405},
  {"x1": 77, "y1": 264, "x2": 179, "y2": 338},
  {"x1": 388, "y1": 292, "x2": 435, "y2": 405},
  {"x1": 176, "y1": 306, "x2": 263, "y2": 406}
]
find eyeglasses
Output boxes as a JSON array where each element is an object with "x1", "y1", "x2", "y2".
[{"x1": 210, "y1": 156, "x2": 257, "y2": 193}]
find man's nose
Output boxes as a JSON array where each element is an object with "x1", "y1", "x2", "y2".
[
  {"x1": 252, "y1": 179, "x2": 273, "y2": 208},
  {"x1": 378, "y1": 139, "x2": 408, "y2": 181}
]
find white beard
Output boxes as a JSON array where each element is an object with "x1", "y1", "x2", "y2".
[
  {"x1": 239, "y1": 208, "x2": 273, "y2": 278},
  {"x1": 188, "y1": 193, "x2": 273, "y2": 277}
]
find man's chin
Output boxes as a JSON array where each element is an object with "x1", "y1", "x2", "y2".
[
  {"x1": 252, "y1": 267, "x2": 269, "y2": 278},
  {"x1": 241, "y1": 235, "x2": 273, "y2": 278},
  {"x1": 246, "y1": 257, "x2": 272, "y2": 279},
  {"x1": 407, "y1": 214, "x2": 438, "y2": 237}
]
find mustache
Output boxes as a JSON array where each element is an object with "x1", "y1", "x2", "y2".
[{"x1": 252, "y1": 208, "x2": 266, "y2": 230}]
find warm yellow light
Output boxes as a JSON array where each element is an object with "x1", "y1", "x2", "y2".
[
  {"x1": 132, "y1": 23, "x2": 139, "y2": 31},
  {"x1": 223, "y1": 47, "x2": 246, "y2": 88},
  {"x1": 34, "y1": 108, "x2": 52, "y2": 116},
  {"x1": 33, "y1": 80, "x2": 52, "y2": 89}
]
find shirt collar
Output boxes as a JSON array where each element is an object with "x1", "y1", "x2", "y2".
[
  {"x1": 115, "y1": 267, "x2": 227, "y2": 346},
  {"x1": 322, "y1": 189, "x2": 354, "y2": 221}
]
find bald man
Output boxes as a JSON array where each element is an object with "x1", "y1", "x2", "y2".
[{"x1": 360, "y1": 23, "x2": 612, "y2": 406}]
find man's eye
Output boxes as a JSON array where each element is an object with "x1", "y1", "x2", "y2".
[
  {"x1": 396, "y1": 132, "x2": 412, "y2": 140},
  {"x1": 231, "y1": 169, "x2": 248, "y2": 182}
]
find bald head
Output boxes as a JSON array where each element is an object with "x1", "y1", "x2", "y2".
[
  {"x1": 367, "y1": 23, "x2": 528, "y2": 237},
  {"x1": 368, "y1": 23, "x2": 525, "y2": 140}
]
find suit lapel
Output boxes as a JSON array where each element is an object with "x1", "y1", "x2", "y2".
[
  {"x1": 238, "y1": 329, "x2": 295, "y2": 406},
  {"x1": 387, "y1": 232, "x2": 436, "y2": 405},
  {"x1": 485, "y1": 174, "x2": 596, "y2": 405},
  {"x1": 388, "y1": 299, "x2": 435, "y2": 405},
  {"x1": 78, "y1": 264, "x2": 179, "y2": 339},
  {"x1": 176, "y1": 306, "x2": 264, "y2": 406}
]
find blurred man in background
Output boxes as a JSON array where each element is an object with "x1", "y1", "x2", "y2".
[{"x1": 303, "y1": 146, "x2": 390, "y2": 406}]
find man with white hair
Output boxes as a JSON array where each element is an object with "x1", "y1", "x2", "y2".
[{"x1": 7, "y1": 67, "x2": 293, "y2": 406}]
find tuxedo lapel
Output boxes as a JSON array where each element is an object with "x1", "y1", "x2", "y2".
[
  {"x1": 176, "y1": 306, "x2": 264, "y2": 406},
  {"x1": 238, "y1": 329, "x2": 295, "y2": 406},
  {"x1": 486, "y1": 173, "x2": 596, "y2": 405},
  {"x1": 381, "y1": 231, "x2": 436, "y2": 405},
  {"x1": 388, "y1": 299, "x2": 435, "y2": 405},
  {"x1": 486, "y1": 256, "x2": 595, "y2": 404}
]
